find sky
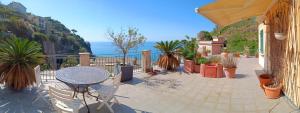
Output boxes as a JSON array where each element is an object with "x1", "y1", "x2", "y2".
[{"x1": 1, "y1": 0, "x2": 216, "y2": 42}]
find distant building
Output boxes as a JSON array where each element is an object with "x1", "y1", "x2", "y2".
[
  {"x1": 7, "y1": 2, "x2": 26, "y2": 14},
  {"x1": 198, "y1": 37, "x2": 225, "y2": 55}
]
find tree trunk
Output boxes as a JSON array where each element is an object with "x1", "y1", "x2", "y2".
[{"x1": 123, "y1": 53, "x2": 126, "y2": 65}]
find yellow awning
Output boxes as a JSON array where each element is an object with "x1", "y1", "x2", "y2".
[{"x1": 196, "y1": 0, "x2": 275, "y2": 27}]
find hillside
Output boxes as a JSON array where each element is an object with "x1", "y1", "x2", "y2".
[
  {"x1": 212, "y1": 18, "x2": 258, "y2": 55},
  {"x1": 0, "y1": 3, "x2": 92, "y2": 55}
]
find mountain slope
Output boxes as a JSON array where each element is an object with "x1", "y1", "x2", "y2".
[{"x1": 0, "y1": 3, "x2": 92, "y2": 55}]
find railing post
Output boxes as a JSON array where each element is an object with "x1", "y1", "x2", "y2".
[
  {"x1": 79, "y1": 52, "x2": 90, "y2": 66},
  {"x1": 142, "y1": 50, "x2": 152, "y2": 72}
]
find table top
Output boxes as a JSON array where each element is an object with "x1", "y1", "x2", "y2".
[{"x1": 56, "y1": 66, "x2": 109, "y2": 86}]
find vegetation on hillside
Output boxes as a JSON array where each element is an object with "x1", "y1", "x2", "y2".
[
  {"x1": 205, "y1": 18, "x2": 258, "y2": 55},
  {"x1": 0, "y1": 4, "x2": 91, "y2": 55}
]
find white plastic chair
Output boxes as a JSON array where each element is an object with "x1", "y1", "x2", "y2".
[
  {"x1": 32, "y1": 65, "x2": 49, "y2": 104},
  {"x1": 49, "y1": 86, "x2": 81, "y2": 113},
  {"x1": 90, "y1": 64, "x2": 121, "y2": 113}
]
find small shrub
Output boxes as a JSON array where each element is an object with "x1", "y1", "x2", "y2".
[
  {"x1": 221, "y1": 54, "x2": 237, "y2": 68},
  {"x1": 207, "y1": 55, "x2": 221, "y2": 64},
  {"x1": 196, "y1": 57, "x2": 208, "y2": 65}
]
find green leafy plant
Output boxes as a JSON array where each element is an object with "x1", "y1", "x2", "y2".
[
  {"x1": 180, "y1": 36, "x2": 198, "y2": 60},
  {"x1": 155, "y1": 40, "x2": 181, "y2": 70},
  {"x1": 196, "y1": 57, "x2": 208, "y2": 65},
  {"x1": 0, "y1": 37, "x2": 44, "y2": 90},
  {"x1": 60, "y1": 56, "x2": 78, "y2": 68}
]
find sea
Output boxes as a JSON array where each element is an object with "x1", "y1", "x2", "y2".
[{"x1": 91, "y1": 42, "x2": 161, "y2": 61}]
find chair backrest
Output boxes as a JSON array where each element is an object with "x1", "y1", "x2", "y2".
[
  {"x1": 113, "y1": 63, "x2": 121, "y2": 76},
  {"x1": 34, "y1": 65, "x2": 42, "y2": 87},
  {"x1": 48, "y1": 86, "x2": 75, "y2": 112},
  {"x1": 112, "y1": 73, "x2": 121, "y2": 88}
]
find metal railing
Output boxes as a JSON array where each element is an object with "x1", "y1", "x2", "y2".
[
  {"x1": 91, "y1": 53, "x2": 143, "y2": 73},
  {"x1": 40, "y1": 52, "x2": 162, "y2": 81},
  {"x1": 40, "y1": 55, "x2": 79, "y2": 81}
]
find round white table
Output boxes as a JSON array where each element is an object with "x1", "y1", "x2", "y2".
[{"x1": 56, "y1": 66, "x2": 109, "y2": 113}]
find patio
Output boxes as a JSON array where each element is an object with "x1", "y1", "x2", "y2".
[{"x1": 0, "y1": 58, "x2": 299, "y2": 113}]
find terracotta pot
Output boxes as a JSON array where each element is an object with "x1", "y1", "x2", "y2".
[
  {"x1": 223, "y1": 68, "x2": 236, "y2": 78},
  {"x1": 184, "y1": 60, "x2": 194, "y2": 73},
  {"x1": 205, "y1": 65, "x2": 218, "y2": 78},
  {"x1": 216, "y1": 64, "x2": 224, "y2": 78},
  {"x1": 263, "y1": 83, "x2": 282, "y2": 99},
  {"x1": 193, "y1": 64, "x2": 201, "y2": 73},
  {"x1": 258, "y1": 74, "x2": 272, "y2": 89},
  {"x1": 200, "y1": 64, "x2": 206, "y2": 77}
]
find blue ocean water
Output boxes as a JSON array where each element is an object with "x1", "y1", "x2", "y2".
[{"x1": 91, "y1": 42, "x2": 159, "y2": 56}]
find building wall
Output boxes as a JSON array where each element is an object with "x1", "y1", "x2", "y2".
[
  {"x1": 265, "y1": 0, "x2": 300, "y2": 108},
  {"x1": 258, "y1": 23, "x2": 271, "y2": 73}
]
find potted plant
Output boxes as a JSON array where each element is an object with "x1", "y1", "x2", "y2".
[
  {"x1": 221, "y1": 53, "x2": 237, "y2": 78},
  {"x1": 197, "y1": 57, "x2": 208, "y2": 75},
  {"x1": 207, "y1": 55, "x2": 221, "y2": 65},
  {"x1": 258, "y1": 73, "x2": 272, "y2": 89},
  {"x1": 181, "y1": 36, "x2": 198, "y2": 73},
  {"x1": 193, "y1": 57, "x2": 206, "y2": 73},
  {"x1": 244, "y1": 46, "x2": 250, "y2": 58},
  {"x1": 155, "y1": 40, "x2": 181, "y2": 71},
  {"x1": 0, "y1": 37, "x2": 44, "y2": 90},
  {"x1": 107, "y1": 27, "x2": 146, "y2": 82},
  {"x1": 263, "y1": 76, "x2": 283, "y2": 99},
  {"x1": 274, "y1": 33, "x2": 286, "y2": 40},
  {"x1": 221, "y1": 48, "x2": 229, "y2": 58}
]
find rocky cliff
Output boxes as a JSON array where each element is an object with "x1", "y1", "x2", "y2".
[{"x1": 0, "y1": 2, "x2": 92, "y2": 55}]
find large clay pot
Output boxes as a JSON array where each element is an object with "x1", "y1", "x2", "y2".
[
  {"x1": 258, "y1": 74, "x2": 272, "y2": 89},
  {"x1": 184, "y1": 60, "x2": 194, "y2": 73},
  {"x1": 223, "y1": 68, "x2": 236, "y2": 78},
  {"x1": 193, "y1": 64, "x2": 201, "y2": 73},
  {"x1": 121, "y1": 65, "x2": 133, "y2": 82},
  {"x1": 263, "y1": 83, "x2": 282, "y2": 99},
  {"x1": 216, "y1": 64, "x2": 224, "y2": 78},
  {"x1": 200, "y1": 64, "x2": 206, "y2": 76}
]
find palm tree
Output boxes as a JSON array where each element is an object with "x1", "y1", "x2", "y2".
[
  {"x1": 0, "y1": 37, "x2": 44, "y2": 90},
  {"x1": 155, "y1": 40, "x2": 181, "y2": 70}
]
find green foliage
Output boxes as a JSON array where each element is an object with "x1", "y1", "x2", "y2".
[
  {"x1": 61, "y1": 56, "x2": 78, "y2": 68},
  {"x1": 196, "y1": 57, "x2": 208, "y2": 65},
  {"x1": 227, "y1": 33, "x2": 258, "y2": 55},
  {"x1": 0, "y1": 37, "x2": 44, "y2": 90},
  {"x1": 0, "y1": 5, "x2": 92, "y2": 54},
  {"x1": 198, "y1": 31, "x2": 213, "y2": 41},
  {"x1": 180, "y1": 36, "x2": 198, "y2": 60},
  {"x1": 155, "y1": 40, "x2": 181, "y2": 70},
  {"x1": 155, "y1": 40, "x2": 181, "y2": 55}
]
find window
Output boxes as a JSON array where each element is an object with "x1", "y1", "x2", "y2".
[{"x1": 260, "y1": 30, "x2": 264, "y2": 54}]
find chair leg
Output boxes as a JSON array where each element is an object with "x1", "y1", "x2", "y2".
[
  {"x1": 96, "y1": 102, "x2": 105, "y2": 110},
  {"x1": 32, "y1": 96, "x2": 40, "y2": 103},
  {"x1": 113, "y1": 96, "x2": 119, "y2": 104},
  {"x1": 105, "y1": 102, "x2": 114, "y2": 113}
]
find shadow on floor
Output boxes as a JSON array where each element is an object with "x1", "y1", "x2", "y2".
[
  {"x1": 79, "y1": 102, "x2": 151, "y2": 113},
  {"x1": 123, "y1": 77, "x2": 144, "y2": 85},
  {"x1": 235, "y1": 74, "x2": 247, "y2": 79},
  {"x1": 0, "y1": 87, "x2": 52, "y2": 113}
]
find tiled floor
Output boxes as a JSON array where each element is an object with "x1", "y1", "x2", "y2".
[{"x1": 0, "y1": 58, "x2": 299, "y2": 113}]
